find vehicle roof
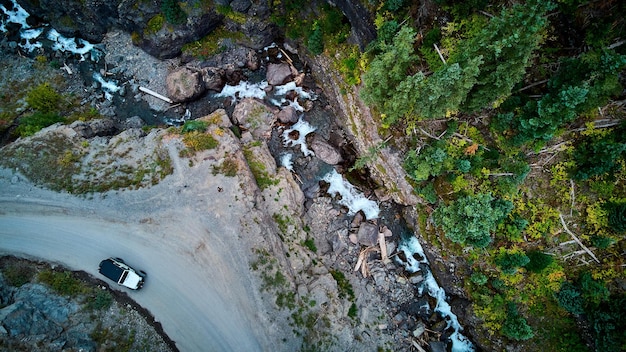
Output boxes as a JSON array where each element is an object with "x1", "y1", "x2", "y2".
[{"x1": 99, "y1": 258, "x2": 124, "y2": 279}]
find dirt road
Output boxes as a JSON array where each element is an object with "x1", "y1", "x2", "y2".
[{"x1": 0, "y1": 163, "x2": 275, "y2": 352}]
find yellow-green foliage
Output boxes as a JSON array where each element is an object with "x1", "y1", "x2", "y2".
[
  {"x1": 26, "y1": 83, "x2": 63, "y2": 113},
  {"x1": 182, "y1": 27, "x2": 244, "y2": 59},
  {"x1": 216, "y1": 4, "x2": 246, "y2": 24},
  {"x1": 145, "y1": 14, "x2": 165, "y2": 35},
  {"x1": 182, "y1": 131, "x2": 218, "y2": 152},
  {"x1": 585, "y1": 201, "x2": 608, "y2": 233},
  {"x1": 515, "y1": 198, "x2": 560, "y2": 240}
]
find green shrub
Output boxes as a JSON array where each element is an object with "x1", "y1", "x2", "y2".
[
  {"x1": 161, "y1": 0, "x2": 187, "y2": 25},
  {"x1": 307, "y1": 22, "x2": 324, "y2": 55},
  {"x1": 495, "y1": 250, "x2": 530, "y2": 275},
  {"x1": 404, "y1": 144, "x2": 449, "y2": 182},
  {"x1": 26, "y1": 83, "x2": 62, "y2": 113},
  {"x1": 572, "y1": 134, "x2": 626, "y2": 181},
  {"x1": 470, "y1": 272, "x2": 488, "y2": 286},
  {"x1": 433, "y1": 193, "x2": 512, "y2": 248},
  {"x1": 303, "y1": 238, "x2": 317, "y2": 253},
  {"x1": 38, "y1": 270, "x2": 87, "y2": 297},
  {"x1": 501, "y1": 303, "x2": 534, "y2": 340},
  {"x1": 579, "y1": 272, "x2": 609, "y2": 307},
  {"x1": 524, "y1": 250, "x2": 553, "y2": 273},
  {"x1": 556, "y1": 281, "x2": 584, "y2": 314},
  {"x1": 15, "y1": 111, "x2": 65, "y2": 137},
  {"x1": 86, "y1": 290, "x2": 113, "y2": 310},
  {"x1": 606, "y1": 201, "x2": 626, "y2": 233},
  {"x1": 182, "y1": 131, "x2": 218, "y2": 153},
  {"x1": 3, "y1": 264, "x2": 35, "y2": 287},
  {"x1": 587, "y1": 294, "x2": 626, "y2": 352},
  {"x1": 181, "y1": 120, "x2": 208, "y2": 133},
  {"x1": 146, "y1": 14, "x2": 165, "y2": 35}
]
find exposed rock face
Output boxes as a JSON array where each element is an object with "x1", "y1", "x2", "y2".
[
  {"x1": 166, "y1": 67, "x2": 206, "y2": 103},
  {"x1": 138, "y1": 12, "x2": 224, "y2": 59},
  {"x1": 327, "y1": 0, "x2": 376, "y2": 49},
  {"x1": 0, "y1": 282, "x2": 94, "y2": 351},
  {"x1": 308, "y1": 55, "x2": 420, "y2": 206},
  {"x1": 71, "y1": 118, "x2": 118, "y2": 138}
]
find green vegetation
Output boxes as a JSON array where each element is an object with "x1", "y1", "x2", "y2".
[
  {"x1": 433, "y1": 193, "x2": 512, "y2": 248},
  {"x1": 182, "y1": 26, "x2": 245, "y2": 59},
  {"x1": 38, "y1": 269, "x2": 88, "y2": 297},
  {"x1": 243, "y1": 147, "x2": 279, "y2": 190},
  {"x1": 356, "y1": 0, "x2": 626, "y2": 349},
  {"x1": 161, "y1": 0, "x2": 187, "y2": 25}
]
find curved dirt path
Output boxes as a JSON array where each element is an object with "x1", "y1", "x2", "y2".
[{"x1": 0, "y1": 159, "x2": 275, "y2": 351}]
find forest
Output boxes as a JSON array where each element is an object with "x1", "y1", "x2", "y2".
[{"x1": 272, "y1": 0, "x2": 626, "y2": 350}]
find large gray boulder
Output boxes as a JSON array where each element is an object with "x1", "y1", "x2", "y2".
[
  {"x1": 310, "y1": 135, "x2": 343, "y2": 165},
  {"x1": 266, "y1": 63, "x2": 293, "y2": 85},
  {"x1": 166, "y1": 67, "x2": 206, "y2": 103},
  {"x1": 276, "y1": 106, "x2": 299, "y2": 125},
  {"x1": 356, "y1": 222, "x2": 378, "y2": 247},
  {"x1": 232, "y1": 98, "x2": 275, "y2": 140}
]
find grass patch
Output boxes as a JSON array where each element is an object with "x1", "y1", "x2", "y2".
[
  {"x1": 38, "y1": 269, "x2": 88, "y2": 297},
  {"x1": 182, "y1": 27, "x2": 245, "y2": 59},
  {"x1": 243, "y1": 147, "x2": 279, "y2": 190},
  {"x1": 182, "y1": 131, "x2": 219, "y2": 153}
]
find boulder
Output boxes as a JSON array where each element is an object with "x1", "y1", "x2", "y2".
[
  {"x1": 232, "y1": 98, "x2": 275, "y2": 140},
  {"x1": 310, "y1": 135, "x2": 343, "y2": 165},
  {"x1": 356, "y1": 222, "x2": 378, "y2": 247},
  {"x1": 71, "y1": 119, "x2": 117, "y2": 138},
  {"x1": 202, "y1": 67, "x2": 226, "y2": 92},
  {"x1": 276, "y1": 106, "x2": 299, "y2": 124},
  {"x1": 166, "y1": 67, "x2": 206, "y2": 103},
  {"x1": 266, "y1": 63, "x2": 292, "y2": 85}
]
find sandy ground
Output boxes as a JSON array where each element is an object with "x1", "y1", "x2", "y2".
[{"x1": 0, "y1": 138, "x2": 279, "y2": 351}]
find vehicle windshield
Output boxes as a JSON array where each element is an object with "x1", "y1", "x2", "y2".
[{"x1": 120, "y1": 270, "x2": 128, "y2": 283}]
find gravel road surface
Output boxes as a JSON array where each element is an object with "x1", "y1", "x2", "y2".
[{"x1": 0, "y1": 160, "x2": 274, "y2": 352}]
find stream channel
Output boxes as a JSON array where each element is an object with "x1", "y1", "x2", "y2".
[{"x1": 1, "y1": 1, "x2": 475, "y2": 350}]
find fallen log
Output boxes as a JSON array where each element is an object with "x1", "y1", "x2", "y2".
[{"x1": 139, "y1": 86, "x2": 173, "y2": 104}]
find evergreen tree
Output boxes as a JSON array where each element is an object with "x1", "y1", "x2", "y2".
[
  {"x1": 361, "y1": 26, "x2": 417, "y2": 125},
  {"x1": 455, "y1": 0, "x2": 555, "y2": 112},
  {"x1": 433, "y1": 193, "x2": 512, "y2": 248}
]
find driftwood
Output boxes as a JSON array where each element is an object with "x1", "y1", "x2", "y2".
[
  {"x1": 559, "y1": 213, "x2": 600, "y2": 264},
  {"x1": 434, "y1": 44, "x2": 446, "y2": 64},
  {"x1": 139, "y1": 86, "x2": 173, "y2": 104}
]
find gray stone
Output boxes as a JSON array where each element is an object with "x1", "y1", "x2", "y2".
[
  {"x1": 310, "y1": 135, "x2": 343, "y2": 165},
  {"x1": 412, "y1": 320, "x2": 426, "y2": 338},
  {"x1": 409, "y1": 273, "x2": 424, "y2": 285},
  {"x1": 266, "y1": 63, "x2": 293, "y2": 85},
  {"x1": 166, "y1": 67, "x2": 206, "y2": 103},
  {"x1": 429, "y1": 341, "x2": 447, "y2": 352},
  {"x1": 329, "y1": 232, "x2": 347, "y2": 253},
  {"x1": 357, "y1": 222, "x2": 379, "y2": 247},
  {"x1": 202, "y1": 67, "x2": 226, "y2": 92},
  {"x1": 71, "y1": 119, "x2": 117, "y2": 138},
  {"x1": 232, "y1": 98, "x2": 275, "y2": 140},
  {"x1": 230, "y1": 0, "x2": 251, "y2": 13},
  {"x1": 14, "y1": 284, "x2": 78, "y2": 325},
  {"x1": 122, "y1": 116, "x2": 145, "y2": 130},
  {"x1": 276, "y1": 106, "x2": 299, "y2": 124}
]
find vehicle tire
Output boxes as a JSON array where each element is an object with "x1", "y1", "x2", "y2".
[
  {"x1": 139, "y1": 270, "x2": 147, "y2": 277},
  {"x1": 113, "y1": 257, "x2": 125, "y2": 263}
]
